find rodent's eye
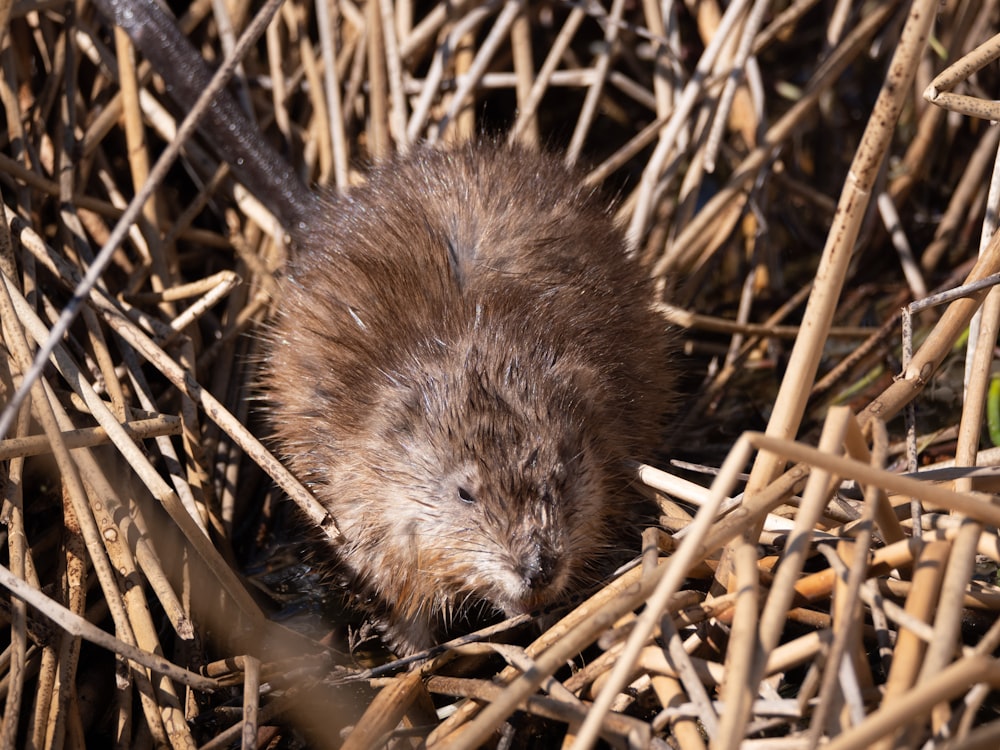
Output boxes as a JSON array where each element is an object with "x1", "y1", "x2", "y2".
[{"x1": 457, "y1": 486, "x2": 477, "y2": 504}]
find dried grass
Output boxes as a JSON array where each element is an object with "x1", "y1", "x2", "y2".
[{"x1": 1, "y1": 0, "x2": 1000, "y2": 748}]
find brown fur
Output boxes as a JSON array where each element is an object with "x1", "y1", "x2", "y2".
[{"x1": 261, "y1": 143, "x2": 675, "y2": 654}]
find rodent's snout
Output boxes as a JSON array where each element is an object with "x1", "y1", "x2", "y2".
[
  {"x1": 517, "y1": 544, "x2": 560, "y2": 591},
  {"x1": 500, "y1": 534, "x2": 569, "y2": 613}
]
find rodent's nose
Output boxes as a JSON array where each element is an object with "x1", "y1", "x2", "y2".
[{"x1": 519, "y1": 548, "x2": 559, "y2": 591}]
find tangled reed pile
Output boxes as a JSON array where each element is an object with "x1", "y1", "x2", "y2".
[{"x1": 0, "y1": 0, "x2": 999, "y2": 747}]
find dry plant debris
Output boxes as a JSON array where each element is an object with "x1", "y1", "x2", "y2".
[{"x1": 0, "y1": 0, "x2": 999, "y2": 748}]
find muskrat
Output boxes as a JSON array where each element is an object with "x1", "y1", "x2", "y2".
[{"x1": 261, "y1": 144, "x2": 676, "y2": 654}]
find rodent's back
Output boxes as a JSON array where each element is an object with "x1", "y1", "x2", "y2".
[{"x1": 262, "y1": 144, "x2": 674, "y2": 653}]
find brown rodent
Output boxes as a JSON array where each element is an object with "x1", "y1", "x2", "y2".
[{"x1": 261, "y1": 143, "x2": 676, "y2": 654}]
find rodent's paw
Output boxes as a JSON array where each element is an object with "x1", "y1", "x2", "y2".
[{"x1": 379, "y1": 611, "x2": 438, "y2": 657}]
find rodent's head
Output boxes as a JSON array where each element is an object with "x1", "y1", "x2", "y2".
[{"x1": 322, "y1": 333, "x2": 628, "y2": 631}]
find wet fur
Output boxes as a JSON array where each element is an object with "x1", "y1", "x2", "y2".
[{"x1": 262, "y1": 143, "x2": 675, "y2": 654}]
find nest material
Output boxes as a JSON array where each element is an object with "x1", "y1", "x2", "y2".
[{"x1": 1, "y1": 0, "x2": 1000, "y2": 748}]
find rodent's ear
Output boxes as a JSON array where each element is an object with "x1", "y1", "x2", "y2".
[
  {"x1": 524, "y1": 446, "x2": 539, "y2": 469},
  {"x1": 550, "y1": 358, "x2": 602, "y2": 401}
]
